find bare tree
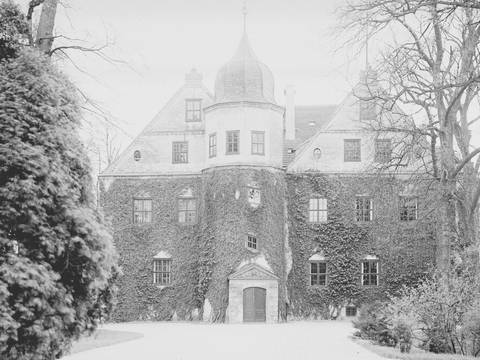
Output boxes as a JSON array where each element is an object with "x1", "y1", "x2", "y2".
[
  {"x1": 34, "y1": 0, "x2": 57, "y2": 54},
  {"x1": 341, "y1": 0, "x2": 480, "y2": 276}
]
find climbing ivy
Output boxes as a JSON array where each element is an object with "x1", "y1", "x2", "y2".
[{"x1": 286, "y1": 173, "x2": 436, "y2": 319}]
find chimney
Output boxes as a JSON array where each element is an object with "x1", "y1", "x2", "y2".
[
  {"x1": 284, "y1": 85, "x2": 296, "y2": 140},
  {"x1": 185, "y1": 68, "x2": 203, "y2": 87}
]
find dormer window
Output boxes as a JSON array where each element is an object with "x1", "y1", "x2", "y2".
[{"x1": 185, "y1": 99, "x2": 202, "y2": 122}]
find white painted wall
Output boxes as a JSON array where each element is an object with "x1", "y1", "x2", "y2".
[{"x1": 204, "y1": 104, "x2": 284, "y2": 169}]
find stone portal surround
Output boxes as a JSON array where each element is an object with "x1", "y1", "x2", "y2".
[{"x1": 227, "y1": 263, "x2": 279, "y2": 323}]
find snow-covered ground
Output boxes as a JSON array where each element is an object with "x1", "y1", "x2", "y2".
[{"x1": 62, "y1": 320, "x2": 386, "y2": 360}]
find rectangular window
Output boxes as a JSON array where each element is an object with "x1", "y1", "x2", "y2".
[
  {"x1": 309, "y1": 198, "x2": 328, "y2": 223},
  {"x1": 247, "y1": 235, "x2": 257, "y2": 250},
  {"x1": 359, "y1": 100, "x2": 376, "y2": 121},
  {"x1": 346, "y1": 306, "x2": 357, "y2": 317},
  {"x1": 400, "y1": 196, "x2": 418, "y2": 221},
  {"x1": 375, "y1": 139, "x2": 392, "y2": 163},
  {"x1": 185, "y1": 99, "x2": 202, "y2": 122},
  {"x1": 362, "y1": 260, "x2": 379, "y2": 286},
  {"x1": 344, "y1": 139, "x2": 361, "y2": 162},
  {"x1": 153, "y1": 259, "x2": 171, "y2": 285},
  {"x1": 356, "y1": 196, "x2": 373, "y2": 222},
  {"x1": 251, "y1": 131, "x2": 265, "y2": 155},
  {"x1": 209, "y1": 133, "x2": 217, "y2": 158},
  {"x1": 172, "y1": 141, "x2": 188, "y2": 164},
  {"x1": 310, "y1": 262, "x2": 327, "y2": 286},
  {"x1": 178, "y1": 198, "x2": 196, "y2": 224},
  {"x1": 133, "y1": 198, "x2": 152, "y2": 223},
  {"x1": 226, "y1": 130, "x2": 240, "y2": 154}
]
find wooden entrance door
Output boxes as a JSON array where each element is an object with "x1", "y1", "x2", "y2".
[{"x1": 243, "y1": 287, "x2": 266, "y2": 322}]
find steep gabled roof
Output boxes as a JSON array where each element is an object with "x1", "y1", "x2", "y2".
[
  {"x1": 100, "y1": 70, "x2": 213, "y2": 176},
  {"x1": 282, "y1": 105, "x2": 336, "y2": 167}
]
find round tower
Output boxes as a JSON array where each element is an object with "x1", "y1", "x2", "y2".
[
  {"x1": 204, "y1": 33, "x2": 284, "y2": 169},
  {"x1": 201, "y1": 30, "x2": 287, "y2": 323}
]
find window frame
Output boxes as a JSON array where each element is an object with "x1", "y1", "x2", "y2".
[
  {"x1": 375, "y1": 139, "x2": 392, "y2": 163},
  {"x1": 399, "y1": 196, "x2": 418, "y2": 221},
  {"x1": 309, "y1": 261, "x2": 328, "y2": 286},
  {"x1": 308, "y1": 197, "x2": 328, "y2": 223},
  {"x1": 361, "y1": 259, "x2": 379, "y2": 286},
  {"x1": 172, "y1": 141, "x2": 188, "y2": 164},
  {"x1": 344, "y1": 139, "x2": 361, "y2": 162},
  {"x1": 178, "y1": 197, "x2": 197, "y2": 225},
  {"x1": 226, "y1": 130, "x2": 240, "y2": 155},
  {"x1": 355, "y1": 196, "x2": 373, "y2": 222},
  {"x1": 133, "y1": 198, "x2": 153, "y2": 224},
  {"x1": 185, "y1": 98, "x2": 202, "y2": 122},
  {"x1": 251, "y1": 131, "x2": 265, "y2": 155},
  {"x1": 208, "y1": 133, "x2": 217, "y2": 158},
  {"x1": 246, "y1": 234, "x2": 258, "y2": 251},
  {"x1": 346, "y1": 306, "x2": 357, "y2": 317},
  {"x1": 153, "y1": 258, "x2": 172, "y2": 285}
]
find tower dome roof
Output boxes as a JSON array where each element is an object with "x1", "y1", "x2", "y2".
[{"x1": 214, "y1": 33, "x2": 276, "y2": 104}]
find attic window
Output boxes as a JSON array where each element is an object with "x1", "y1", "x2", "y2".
[
  {"x1": 133, "y1": 150, "x2": 141, "y2": 161},
  {"x1": 185, "y1": 99, "x2": 202, "y2": 122}
]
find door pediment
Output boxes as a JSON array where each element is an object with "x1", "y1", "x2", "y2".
[{"x1": 228, "y1": 263, "x2": 278, "y2": 281}]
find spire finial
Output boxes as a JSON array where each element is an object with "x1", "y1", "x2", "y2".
[
  {"x1": 242, "y1": 0, "x2": 248, "y2": 34},
  {"x1": 365, "y1": 18, "x2": 370, "y2": 70}
]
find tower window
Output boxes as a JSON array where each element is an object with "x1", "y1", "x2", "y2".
[
  {"x1": 226, "y1": 130, "x2": 240, "y2": 155},
  {"x1": 375, "y1": 139, "x2": 392, "y2": 163},
  {"x1": 153, "y1": 259, "x2": 172, "y2": 285},
  {"x1": 133, "y1": 198, "x2": 152, "y2": 223},
  {"x1": 185, "y1": 99, "x2": 202, "y2": 122},
  {"x1": 356, "y1": 196, "x2": 373, "y2": 222},
  {"x1": 344, "y1": 139, "x2": 361, "y2": 162},
  {"x1": 400, "y1": 196, "x2": 418, "y2": 221},
  {"x1": 172, "y1": 141, "x2": 188, "y2": 164},
  {"x1": 209, "y1": 133, "x2": 217, "y2": 158},
  {"x1": 251, "y1": 131, "x2": 265, "y2": 155},
  {"x1": 178, "y1": 198, "x2": 197, "y2": 224},
  {"x1": 246, "y1": 234, "x2": 258, "y2": 251},
  {"x1": 309, "y1": 198, "x2": 327, "y2": 223},
  {"x1": 310, "y1": 261, "x2": 327, "y2": 286},
  {"x1": 361, "y1": 259, "x2": 379, "y2": 286}
]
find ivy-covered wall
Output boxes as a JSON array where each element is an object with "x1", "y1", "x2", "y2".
[
  {"x1": 101, "y1": 167, "x2": 288, "y2": 322},
  {"x1": 200, "y1": 167, "x2": 287, "y2": 322},
  {"x1": 286, "y1": 173, "x2": 437, "y2": 318},
  {"x1": 100, "y1": 171, "x2": 437, "y2": 322},
  {"x1": 102, "y1": 176, "x2": 202, "y2": 321}
]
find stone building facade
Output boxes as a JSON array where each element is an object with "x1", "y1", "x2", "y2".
[{"x1": 99, "y1": 30, "x2": 437, "y2": 323}]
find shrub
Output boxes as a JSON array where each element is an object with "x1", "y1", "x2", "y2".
[
  {"x1": 353, "y1": 301, "x2": 397, "y2": 347},
  {"x1": 0, "y1": 49, "x2": 118, "y2": 359},
  {"x1": 385, "y1": 269, "x2": 480, "y2": 356}
]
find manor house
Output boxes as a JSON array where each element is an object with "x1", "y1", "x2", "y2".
[{"x1": 99, "y1": 28, "x2": 436, "y2": 323}]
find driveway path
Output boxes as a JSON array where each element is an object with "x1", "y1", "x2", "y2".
[{"x1": 62, "y1": 321, "x2": 385, "y2": 360}]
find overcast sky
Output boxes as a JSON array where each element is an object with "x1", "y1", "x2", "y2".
[{"x1": 18, "y1": 0, "x2": 371, "y2": 143}]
